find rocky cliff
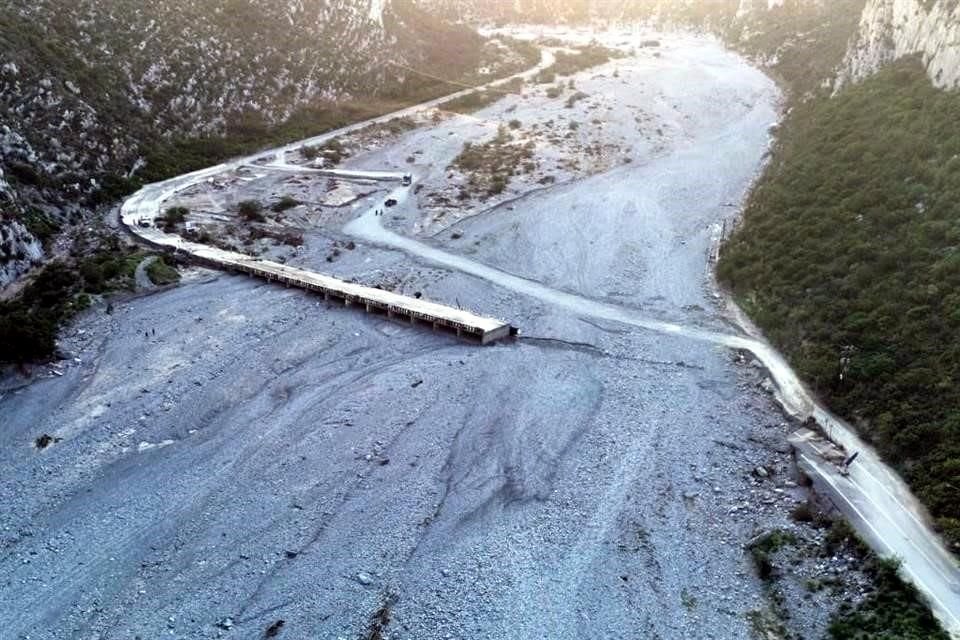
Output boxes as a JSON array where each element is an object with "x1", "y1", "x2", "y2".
[{"x1": 838, "y1": 0, "x2": 960, "y2": 89}]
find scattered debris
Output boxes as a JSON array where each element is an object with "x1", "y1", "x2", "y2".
[
  {"x1": 34, "y1": 434, "x2": 61, "y2": 449},
  {"x1": 264, "y1": 619, "x2": 285, "y2": 638},
  {"x1": 363, "y1": 595, "x2": 396, "y2": 640},
  {"x1": 356, "y1": 572, "x2": 375, "y2": 586}
]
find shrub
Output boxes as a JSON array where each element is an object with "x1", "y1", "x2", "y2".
[
  {"x1": 441, "y1": 90, "x2": 502, "y2": 114},
  {"x1": 146, "y1": 257, "x2": 180, "y2": 285},
  {"x1": 271, "y1": 196, "x2": 300, "y2": 213},
  {"x1": 751, "y1": 548, "x2": 775, "y2": 581},
  {"x1": 450, "y1": 128, "x2": 534, "y2": 200},
  {"x1": 828, "y1": 557, "x2": 949, "y2": 639},
  {"x1": 790, "y1": 501, "x2": 815, "y2": 523},
  {"x1": 159, "y1": 206, "x2": 188, "y2": 231},
  {"x1": 318, "y1": 139, "x2": 347, "y2": 165},
  {"x1": 0, "y1": 261, "x2": 79, "y2": 363},
  {"x1": 20, "y1": 209, "x2": 60, "y2": 246},
  {"x1": 566, "y1": 91, "x2": 589, "y2": 109},
  {"x1": 238, "y1": 200, "x2": 265, "y2": 222}
]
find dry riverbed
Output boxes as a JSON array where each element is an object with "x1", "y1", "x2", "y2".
[{"x1": 1, "y1": 28, "x2": 890, "y2": 640}]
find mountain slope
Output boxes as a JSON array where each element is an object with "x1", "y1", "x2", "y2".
[
  {"x1": 0, "y1": 0, "x2": 513, "y2": 287},
  {"x1": 719, "y1": 56, "x2": 960, "y2": 548}
]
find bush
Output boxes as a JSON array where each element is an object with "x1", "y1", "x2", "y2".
[
  {"x1": 747, "y1": 529, "x2": 797, "y2": 581},
  {"x1": 751, "y1": 548, "x2": 775, "y2": 581},
  {"x1": 159, "y1": 206, "x2": 188, "y2": 232},
  {"x1": 146, "y1": 257, "x2": 180, "y2": 286},
  {"x1": 566, "y1": 91, "x2": 589, "y2": 109},
  {"x1": 441, "y1": 90, "x2": 502, "y2": 114},
  {"x1": 238, "y1": 200, "x2": 265, "y2": 222},
  {"x1": 271, "y1": 196, "x2": 300, "y2": 213},
  {"x1": 790, "y1": 501, "x2": 815, "y2": 523},
  {"x1": 828, "y1": 557, "x2": 949, "y2": 640},
  {"x1": 535, "y1": 44, "x2": 618, "y2": 85},
  {"x1": 0, "y1": 261, "x2": 78, "y2": 363},
  {"x1": 20, "y1": 209, "x2": 60, "y2": 246},
  {"x1": 450, "y1": 127, "x2": 534, "y2": 200},
  {"x1": 317, "y1": 139, "x2": 348, "y2": 165}
]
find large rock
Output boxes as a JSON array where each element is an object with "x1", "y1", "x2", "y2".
[{"x1": 838, "y1": 0, "x2": 960, "y2": 89}]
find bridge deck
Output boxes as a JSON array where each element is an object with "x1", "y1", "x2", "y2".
[{"x1": 121, "y1": 190, "x2": 516, "y2": 345}]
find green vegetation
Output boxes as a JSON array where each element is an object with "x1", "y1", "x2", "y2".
[
  {"x1": 136, "y1": 36, "x2": 538, "y2": 189},
  {"x1": 565, "y1": 91, "x2": 589, "y2": 109},
  {"x1": 0, "y1": 239, "x2": 148, "y2": 364},
  {"x1": 746, "y1": 515, "x2": 948, "y2": 639},
  {"x1": 78, "y1": 248, "x2": 145, "y2": 295},
  {"x1": 748, "y1": 529, "x2": 798, "y2": 581},
  {"x1": 238, "y1": 200, "x2": 265, "y2": 223},
  {"x1": 321, "y1": 138, "x2": 348, "y2": 165},
  {"x1": 360, "y1": 116, "x2": 419, "y2": 138},
  {"x1": 746, "y1": 608, "x2": 790, "y2": 639},
  {"x1": 535, "y1": 44, "x2": 618, "y2": 84},
  {"x1": 271, "y1": 196, "x2": 301, "y2": 213},
  {"x1": 728, "y1": 0, "x2": 869, "y2": 97},
  {"x1": 441, "y1": 90, "x2": 505, "y2": 115},
  {"x1": 146, "y1": 257, "x2": 180, "y2": 286},
  {"x1": 0, "y1": 262, "x2": 78, "y2": 363},
  {"x1": 302, "y1": 138, "x2": 350, "y2": 166},
  {"x1": 829, "y1": 559, "x2": 948, "y2": 640},
  {"x1": 158, "y1": 206, "x2": 188, "y2": 232},
  {"x1": 1, "y1": 13, "x2": 540, "y2": 367},
  {"x1": 719, "y1": 58, "x2": 960, "y2": 550},
  {"x1": 20, "y1": 209, "x2": 61, "y2": 247},
  {"x1": 451, "y1": 124, "x2": 536, "y2": 198}
]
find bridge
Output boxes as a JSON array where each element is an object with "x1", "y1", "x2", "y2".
[{"x1": 120, "y1": 178, "x2": 517, "y2": 345}]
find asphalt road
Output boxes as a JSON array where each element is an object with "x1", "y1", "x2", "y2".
[{"x1": 793, "y1": 430, "x2": 960, "y2": 633}]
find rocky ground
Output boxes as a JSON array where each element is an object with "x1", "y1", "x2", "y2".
[{"x1": 1, "y1": 29, "x2": 880, "y2": 640}]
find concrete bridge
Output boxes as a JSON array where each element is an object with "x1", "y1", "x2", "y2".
[{"x1": 120, "y1": 181, "x2": 517, "y2": 346}]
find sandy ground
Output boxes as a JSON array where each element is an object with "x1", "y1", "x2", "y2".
[{"x1": 0, "y1": 31, "x2": 845, "y2": 640}]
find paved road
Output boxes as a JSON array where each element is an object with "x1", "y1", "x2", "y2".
[{"x1": 793, "y1": 430, "x2": 960, "y2": 633}]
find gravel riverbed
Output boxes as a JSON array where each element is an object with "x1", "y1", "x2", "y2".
[{"x1": 1, "y1": 30, "x2": 858, "y2": 640}]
